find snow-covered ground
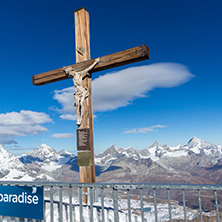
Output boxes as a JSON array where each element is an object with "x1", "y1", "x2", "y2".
[
  {"x1": 0, "y1": 196, "x2": 218, "y2": 222},
  {"x1": 41, "y1": 196, "x2": 212, "y2": 222},
  {"x1": 41, "y1": 156, "x2": 71, "y2": 172},
  {"x1": 0, "y1": 169, "x2": 33, "y2": 181}
]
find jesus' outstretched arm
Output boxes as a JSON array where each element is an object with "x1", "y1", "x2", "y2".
[{"x1": 79, "y1": 58, "x2": 100, "y2": 76}]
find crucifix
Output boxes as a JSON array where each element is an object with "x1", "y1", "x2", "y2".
[{"x1": 32, "y1": 7, "x2": 150, "y2": 201}]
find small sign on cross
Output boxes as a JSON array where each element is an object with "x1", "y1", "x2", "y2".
[{"x1": 77, "y1": 128, "x2": 91, "y2": 151}]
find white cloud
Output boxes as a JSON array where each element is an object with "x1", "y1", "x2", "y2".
[
  {"x1": 53, "y1": 87, "x2": 75, "y2": 114},
  {"x1": 137, "y1": 128, "x2": 154, "y2": 134},
  {"x1": 60, "y1": 114, "x2": 77, "y2": 121},
  {"x1": 0, "y1": 125, "x2": 48, "y2": 137},
  {"x1": 0, "y1": 110, "x2": 52, "y2": 125},
  {"x1": 51, "y1": 133, "x2": 75, "y2": 138},
  {"x1": 93, "y1": 63, "x2": 194, "y2": 112},
  {"x1": 124, "y1": 129, "x2": 138, "y2": 134},
  {"x1": 53, "y1": 63, "x2": 194, "y2": 119},
  {"x1": 0, "y1": 110, "x2": 52, "y2": 138},
  {"x1": 124, "y1": 125, "x2": 167, "y2": 134}
]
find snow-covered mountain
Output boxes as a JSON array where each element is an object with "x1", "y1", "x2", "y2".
[
  {"x1": 94, "y1": 137, "x2": 222, "y2": 186},
  {"x1": 20, "y1": 144, "x2": 63, "y2": 163},
  {"x1": 0, "y1": 143, "x2": 75, "y2": 182},
  {"x1": 0, "y1": 144, "x2": 34, "y2": 181},
  {"x1": 186, "y1": 136, "x2": 222, "y2": 156},
  {"x1": 95, "y1": 136, "x2": 222, "y2": 165},
  {"x1": 19, "y1": 143, "x2": 74, "y2": 173},
  {"x1": 0, "y1": 136, "x2": 222, "y2": 184}
]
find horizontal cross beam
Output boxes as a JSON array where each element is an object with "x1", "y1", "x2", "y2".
[{"x1": 32, "y1": 45, "x2": 150, "y2": 86}]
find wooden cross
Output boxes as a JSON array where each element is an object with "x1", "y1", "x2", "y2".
[{"x1": 32, "y1": 7, "x2": 150, "y2": 197}]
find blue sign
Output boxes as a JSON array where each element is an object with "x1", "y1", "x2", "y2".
[{"x1": 0, "y1": 185, "x2": 43, "y2": 220}]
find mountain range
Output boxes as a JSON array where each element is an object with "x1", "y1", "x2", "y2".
[
  {"x1": 1, "y1": 136, "x2": 222, "y2": 217},
  {"x1": 0, "y1": 136, "x2": 222, "y2": 186}
]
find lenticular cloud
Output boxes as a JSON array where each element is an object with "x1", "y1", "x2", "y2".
[
  {"x1": 53, "y1": 63, "x2": 194, "y2": 118},
  {"x1": 92, "y1": 63, "x2": 194, "y2": 112}
]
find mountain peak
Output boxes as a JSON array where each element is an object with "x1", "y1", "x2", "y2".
[
  {"x1": 186, "y1": 136, "x2": 219, "y2": 156},
  {"x1": 19, "y1": 144, "x2": 58, "y2": 164},
  {"x1": 104, "y1": 145, "x2": 118, "y2": 153},
  {"x1": 188, "y1": 136, "x2": 201, "y2": 143},
  {"x1": 58, "y1": 149, "x2": 70, "y2": 155},
  {"x1": 0, "y1": 143, "x2": 15, "y2": 159},
  {"x1": 37, "y1": 143, "x2": 55, "y2": 151},
  {"x1": 95, "y1": 145, "x2": 119, "y2": 160},
  {"x1": 150, "y1": 141, "x2": 160, "y2": 148},
  {"x1": 187, "y1": 136, "x2": 205, "y2": 147},
  {"x1": 39, "y1": 143, "x2": 53, "y2": 149},
  {"x1": 58, "y1": 149, "x2": 73, "y2": 158},
  {"x1": 28, "y1": 144, "x2": 57, "y2": 158},
  {"x1": 0, "y1": 144, "x2": 31, "y2": 181}
]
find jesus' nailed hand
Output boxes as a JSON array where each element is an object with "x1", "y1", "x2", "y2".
[{"x1": 63, "y1": 58, "x2": 100, "y2": 126}]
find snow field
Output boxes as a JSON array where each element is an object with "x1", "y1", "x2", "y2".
[{"x1": 42, "y1": 195, "x2": 202, "y2": 222}]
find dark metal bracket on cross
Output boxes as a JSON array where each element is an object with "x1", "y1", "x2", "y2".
[{"x1": 32, "y1": 7, "x2": 150, "y2": 191}]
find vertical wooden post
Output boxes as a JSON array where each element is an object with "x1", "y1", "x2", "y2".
[{"x1": 74, "y1": 7, "x2": 96, "y2": 203}]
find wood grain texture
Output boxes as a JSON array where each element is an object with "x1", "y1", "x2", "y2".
[
  {"x1": 79, "y1": 165, "x2": 92, "y2": 203},
  {"x1": 74, "y1": 8, "x2": 96, "y2": 185},
  {"x1": 75, "y1": 7, "x2": 90, "y2": 62},
  {"x1": 32, "y1": 45, "x2": 150, "y2": 86}
]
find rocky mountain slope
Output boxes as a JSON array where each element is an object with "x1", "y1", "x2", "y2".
[
  {"x1": 94, "y1": 136, "x2": 222, "y2": 185},
  {"x1": 0, "y1": 144, "x2": 34, "y2": 181},
  {"x1": 0, "y1": 136, "x2": 221, "y2": 186},
  {"x1": 19, "y1": 144, "x2": 76, "y2": 182}
]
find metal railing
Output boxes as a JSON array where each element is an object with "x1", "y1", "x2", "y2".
[{"x1": 0, "y1": 181, "x2": 221, "y2": 222}]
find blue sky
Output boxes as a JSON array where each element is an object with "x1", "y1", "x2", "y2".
[{"x1": 0, "y1": 0, "x2": 221, "y2": 155}]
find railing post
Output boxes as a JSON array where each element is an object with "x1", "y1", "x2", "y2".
[
  {"x1": 100, "y1": 187, "x2": 105, "y2": 222},
  {"x1": 182, "y1": 189, "x2": 187, "y2": 222},
  {"x1": 167, "y1": 189, "x2": 172, "y2": 222},
  {"x1": 79, "y1": 187, "x2": 83, "y2": 222},
  {"x1": 113, "y1": 186, "x2": 119, "y2": 222},
  {"x1": 140, "y1": 188, "x2": 145, "y2": 222},
  {"x1": 89, "y1": 187, "x2": 94, "y2": 222},
  {"x1": 198, "y1": 190, "x2": 203, "y2": 222},
  {"x1": 69, "y1": 185, "x2": 73, "y2": 222},
  {"x1": 50, "y1": 186, "x2": 54, "y2": 222},
  {"x1": 59, "y1": 186, "x2": 63, "y2": 222},
  {"x1": 127, "y1": 189, "x2": 132, "y2": 222},
  {"x1": 214, "y1": 190, "x2": 220, "y2": 222},
  {"x1": 153, "y1": 188, "x2": 158, "y2": 222}
]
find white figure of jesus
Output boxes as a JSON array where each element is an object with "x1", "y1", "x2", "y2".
[{"x1": 63, "y1": 58, "x2": 100, "y2": 126}]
